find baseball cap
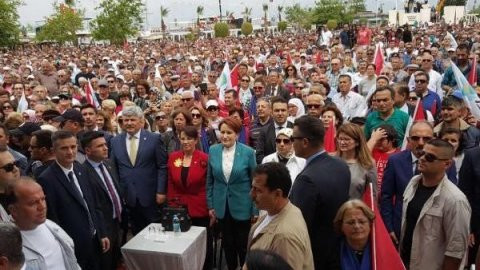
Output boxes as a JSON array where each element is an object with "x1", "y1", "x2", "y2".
[
  {"x1": 53, "y1": 109, "x2": 84, "y2": 124},
  {"x1": 206, "y1": 100, "x2": 219, "y2": 108},
  {"x1": 41, "y1": 109, "x2": 61, "y2": 122},
  {"x1": 98, "y1": 79, "x2": 108, "y2": 87}
]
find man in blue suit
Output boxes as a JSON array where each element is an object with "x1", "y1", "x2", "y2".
[
  {"x1": 380, "y1": 121, "x2": 457, "y2": 245},
  {"x1": 110, "y1": 106, "x2": 167, "y2": 234},
  {"x1": 37, "y1": 130, "x2": 109, "y2": 270},
  {"x1": 289, "y1": 115, "x2": 351, "y2": 270}
]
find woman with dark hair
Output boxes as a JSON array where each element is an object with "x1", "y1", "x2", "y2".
[
  {"x1": 0, "y1": 101, "x2": 16, "y2": 121},
  {"x1": 321, "y1": 105, "x2": 344, "y2": 131},
  {"x1": 337, "y1": 123, "x2": 377, "y2": 199},
  {"x1": 284, "y1": 64, "x2": 299, "y2": 85},
  {"x1": 207, "y1": 117, "x2": 257, "y2": 270},
  {"x1": 244, "y1": 250, "x2": 293, "y2": 270},
  {"x1": 166, "y1": 125, "x2": 213, "y2": 269},
  {"x1": 163, "y1": 109, "x2": 192, "y2": 154},
  {"x1": 190, "y1": 106, "x2": 217, "y2": 153},
  {"x1": 439, "y1": 127, "x2": 465, "y2": 180},
  {"x1": 228, "y1": 107, "x2": 249, "y2": 145},
  {"x1": 133, "y1": 79, "x2": 150, "y2": 110}
]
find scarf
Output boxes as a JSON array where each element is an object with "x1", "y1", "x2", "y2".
[{"x1": 340, "y1": 239, "x2": 372, "y2": 270}]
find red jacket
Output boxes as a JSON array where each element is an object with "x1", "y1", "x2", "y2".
[{"x1": 167, "y1": 150, "x2": 209, "y2": 218}]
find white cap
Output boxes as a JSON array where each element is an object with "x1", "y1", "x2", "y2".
[
  {"x1": 206, "y1": 99, "x2": 219, "y2": 108},
  {"x1": 116, "y1": 74, "x2": 125, "y2": 82},
  {"x1": 277, "y1": 128, "x2": 293, "y2": 138}
]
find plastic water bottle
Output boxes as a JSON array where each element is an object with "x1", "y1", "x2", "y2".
[{"x1": 172, "y1": 215, "x2": 181, "y2": 236}]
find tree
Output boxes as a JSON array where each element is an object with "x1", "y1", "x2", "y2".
[
  {"x1": 277, "y1": 5, "x2": 283, "y2": 22},
  {"x1": 445, "y1": 0, "x2": 466, "y2": 5},
  {"x1": 326, "y1": 19, "x2": 338, "y2": 30},
  {"x1": 262, "y1": 3, "x2": 269, "y2": 31},
  {"x1": 278, "y1": 21, "x2": 287, "y2": 32},
  {"x1": 242, "y1": 7, "x2": 252, "y2": 22},
  {"x1": 196, "y1": 5, "x2": 204, "y2": 25},
  {"x1": 285, "y1": 4, "x2": 314, "y2": 31},
  {"x1": 214, "y1": 22, "x2": 229, "y2": 38},
  {"x1": 348, "y1": 0, "x2": 366, "y2": 13},
  {"x1": 311, "y1": 0, "x2": 353, "y2": 25},
  {"x1": 90, "y1": 0, "x2": 143, "y2": 45},
  {"x1": 0, "y1": 0, "x2": 21, "y2": 47},
  {"x1": 241, "y1": 22, "x2": 253, "y2": 36},
  {"x1": 160, "y1": 6, "x2": 169, "y2": 36},
  {"x1": 36, "y1": 3, "x2": 84, "y2": 45}
]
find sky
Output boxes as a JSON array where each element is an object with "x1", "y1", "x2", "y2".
[{"x1": 17, "y1": 0, "x2": 471, "y2": 28}]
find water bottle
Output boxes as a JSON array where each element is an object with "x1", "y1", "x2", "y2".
[{"x1": 172, "y1": 214, "x2": 181, "y2": 236}]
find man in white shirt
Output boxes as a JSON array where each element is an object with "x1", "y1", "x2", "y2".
[
  {"x1": 332, "y1": 74, "x2": 367, "y2": 120},
  {"x1": 7, "y1": 178, "x2": 81, "y2": 270},
  {"x1": 0, "y1": 222, "x2": 24, "y2": 270},
  {"x1": 420, "y1": 52, "x2": 443, "y2": 99}
]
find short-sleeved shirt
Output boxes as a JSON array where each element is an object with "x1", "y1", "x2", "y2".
[{"x1": 365, "y1": 108, "x2": 410, "y2": 143}]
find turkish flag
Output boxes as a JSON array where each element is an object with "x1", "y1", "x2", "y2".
[
  {"x1": 363, "y1": 182, "x2": 406, "y2": 270},
  {"x1": 286, "y1": 54, "x2": 292, "y2": 65},
  {"x1": 324, "y1": 120, "x2": 336, "y2": 153},
  {"x1": 230, "y1": 64, "x2": 239, "y2": 89},
  {"x1": 374, "y1": 44, "x2": 384, "y2": 75},
  {"x1": 468, "y1": 55, "x2": 477, "y2": 86}
]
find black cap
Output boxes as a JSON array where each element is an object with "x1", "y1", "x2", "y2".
[
  {"x1": 58, "y1": 93, "x2": 71, "y2": 100},
  {"x1": 53, "y1": 109, "x2": 84, "y2": 124},
  {"x1": 10, "y1": 122, "x2": 41, "y2": 136},
  {"x1": 390, "y1": 52, "x2": 400, "y2": 58},
  {"x1": 42, "y1": 109, "x2": 61, "y2": 121}
]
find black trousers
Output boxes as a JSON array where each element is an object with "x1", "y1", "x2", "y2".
[
  {"x1": 129, "y1": 200, "x2": 158, "y2": 235},
  {"x1": 191, "y1": 217, "x2": 214, "y2": 270},
  {"x1": 100, "y1": 220, "x2": 121, "y2": 270},
  {"x1": 219, "y1": 206, "x2": 251, "y2": 270}
]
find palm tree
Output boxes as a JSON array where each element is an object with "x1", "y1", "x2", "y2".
[
  {"x1": 242, "y1": 7, "x2": 252, "y2": 22},
  {"x1": 196, "y1": 5, "x2": 204, "y2": 25},
  {"x1": 64, "y1": 0, "x2": 74, "y2": 6},
  {"x1": 160, "y1": 6, "x2": 169, "y2": 37},
  {"x1": 225, "y1": 10, "x2": 234, "y2": 23},
  {"x1": 262, "y1": 3, "x2": 269, "y2": 31},
  {"x1": 277, "y1": 5, "x2": 283, "y2": 22}
]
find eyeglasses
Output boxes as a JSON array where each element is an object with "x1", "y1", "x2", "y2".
[
  {"x1": 422, "y1": 59, "x2": 432, "y2": 62},
  {"x1": 2, "y1": 105, "x2": 12, "y2": 110},
  {"x1": 207, "y1": 107, "x2": 218, "y2": 112},
  {"x1": 295, "y1": 86, "x2": 304, "y2": 89},
  {"x1": 241, "y1": 79, "x2": 250, "y2": 82},
  {"x1": 409, "y1": 136, "x2": 432, "y2": 142},
  {"x1": 287, "y1": 69, "x2": 294, "y2": 71},
  {"x1": 418, "y1": 150, "x2": 449, "y2": 162},
  {"x1": 155, "y1": 116, "x2": 166, "y2": 120},
  {"x1": 191, "y1": 113, "x2": 202, "y2": 119},
  {"x1": 408, "y1": 96, "x2": 418, "y2": 101},
  {"x1": 343, "y1": 219, "x2": 370, "y2": 227},
  {"x1": 275, "y1": 138, "x2": 292, "y2": 144},
  {"x1": 107, "y1": 80, "x2": 115, "y2": 83},
  {"x1": 253, "y1": 86, "x2": 264, "y2": 90},
  {"x1": 415, "y1": 79, "x2": 427, "y2": 84},
  {"x1": 182, "y1": 98, "x2": 193, "y2": 102},
  {"x1": 307, "y1": 104, "x2": 321, "y2": 109},
  {"x1": 0, "y1": 161, "x2": 18, "y2": 172}
]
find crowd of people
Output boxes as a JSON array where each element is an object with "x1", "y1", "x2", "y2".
[{"x1": 0, "y1": 20, "x2": 480, "y2": 270}]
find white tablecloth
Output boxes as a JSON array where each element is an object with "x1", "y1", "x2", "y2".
[{"x1": 121, "y1": 224, "x2": 206, "y2": 270}]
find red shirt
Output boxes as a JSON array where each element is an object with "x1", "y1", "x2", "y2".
[
  {"x1": 357, "y1": 28, "x2": 372, "y2": 46},
  {"x1": 372, "y1": 148, "x2": 400, "y2": 196}
]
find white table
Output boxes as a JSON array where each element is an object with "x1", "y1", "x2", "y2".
[{"x1": 121, "y1": 224, "x2": 207, "y2": 270}]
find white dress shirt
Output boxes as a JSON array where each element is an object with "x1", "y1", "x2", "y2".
[
  {"x1": 222, "y1": 142, "x2": 236, "y2": 183},
  {"x1": 57, "y1": 162, "x2": 84, "y2": 198},
  {"x1": 261, "y1": 153, "x2": 306, "y2": 183},
  {"x1": 427, "y1": 69, "x2": 443, "y2": 100},
  {"x1": 332, "y1": 91, "x2": 367, "y2": 120},
  {"x1": 125, "y1": 129, "x2": 141, "y2": 157}
]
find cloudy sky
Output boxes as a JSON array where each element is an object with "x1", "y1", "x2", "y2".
[{"x1": 17, "y1": 0, "x2": 469, "y2": 27}]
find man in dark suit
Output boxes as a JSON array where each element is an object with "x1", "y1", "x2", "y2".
[
  {"x1": 37, "y1": 131, "x2": 109, "y2": 270},
  {"x1": 81, "y1": 131, "x2": 124, "y2": 270},
  {"x1": 380, "y1": 121, "x2": 457, "y2": 245},
  {"x1": 459, "y1": 146, "x2": 480, "y2": 265},
  {"x1": 289, "y1": 115, "x2": 351, "y2": 270},
  {"x1": 265, "y1": 71, "x2": 290, "y2": 100},
  {"x1": 256, "y1": 96, "x2": 293, "y2": 164},
  {"x1": 110, "y1": 106, "x2": 167, "y2": 234}
]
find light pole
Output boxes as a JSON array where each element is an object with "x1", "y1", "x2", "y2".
[{"x1": 219, "y1": 0, "x2": 223, "y2": 21}]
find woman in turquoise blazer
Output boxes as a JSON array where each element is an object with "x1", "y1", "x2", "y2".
[{"x1": 206, "y1": 116, "x2": 257, "y2": 270}]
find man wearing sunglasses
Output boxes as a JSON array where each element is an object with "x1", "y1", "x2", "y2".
[
  {"x1": 413, "y1": 71, "x2": 441, "y2": 118},
  {"x1": 400, "y1": 139, "x2": 470, "y2": 270},
  {"x1": 380, "y1": 121, "x2": 457, "y2": 247},
  {"x1": 0, "y1": 148, "x2": 21, "y2": 222}
]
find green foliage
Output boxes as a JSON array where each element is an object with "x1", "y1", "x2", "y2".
[
  {"x1": 311, "y1": 0, "x2": 362, "y2": 25},
  {"x1": 241, "y1": 22, "x2": 253, "y2": 36},
  {"x1": 285, "y1": 4, "x2": 314, "y2": 30},
  {"x1": 0, "y1": 0, "x2": 21, "y2": 47},
  {"x1": 242, "y1": 7, "x2": 252, "y2": 22},
  {"x1": 185, "y1": 32, "x2": 197, "y2": 42},
  {"x1": 445, "y1": 0, "x2": 466, "y2": 5},
  {"x1": 214, "y1": 22, "x2": 229, "y2": 38},
  {"x1": 196, "y1": 5, "x2": 204, "y2": 24},
  {"x1": 90, "y1": 0, "x2": 143, "y2": 45},
  {"x1": 36, "y1": 4, "x2": 84, "y2": 45},
  {"x1": 278, "y1": 21, "x2": 287, "y2": 32},
  {"x1": 326, "y1": 19, "x2": 338, "y2": 30}
]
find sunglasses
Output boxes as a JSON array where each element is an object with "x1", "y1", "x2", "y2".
[
  {"x1": 182, "y1": 98, "x2": 193, "y2": 102},
  {"x1": 191, "y1": 113, "x2": 202, "y2": 119},
  {"x1": 422, "y1": 59, "x2": 432, "y2": 62},
  {"x1": 207, "y1": 107, "x2": 218, "y2": 112},
  {"x1": 418, "y1": 150, "x2": 449, "y2": 162},
  {"x1": 307, "y1": 104, "x2": 321, "y2": 109},
  {"x1": 415, "y1": 79, "x2": 427, "y2": 84},
  {"x1": 155, "y1": 116, "x2": 166, "y2": 120},
  {"x1": 409, "y1": 136, "x2": 432, "y2": 142},
  {"x1": 253, "y1": 86, "x2": 264, "y2": 90},
  {"x1": 275, "y1": 138, "x2": 292, "y2": 144},
  {"x1": 408, "y1": 96, "x2": 418, "y2": 101},
  {"x1": 2, "y1": 106, "x2": 12, "y2": 110},
  {"x1": 296, "y1": 86, "x2": 304, "y2": 89},
  {"x1": 0, "y1": 161, "x2": 18, "y2": 172},
  {"x1": 241, "y1": 79, "x2": 250, "y2": 82}
]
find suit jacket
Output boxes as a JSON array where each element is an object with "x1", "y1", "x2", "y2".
[
  {"x1": 459, "y1": 147, "x2": 480, "y2": 235},
  {"x1": 167, "y1": 150, "x2": 209, "y2": 218},
  {"x1": 289, "y1": 152, "x2": 351, "y2": 270},
  {"x1": 265, "y1": 85, "x2": 290, "y2": 100},
  {"x1": 82, "y1": 159, "x2": 124, "y2": 235},
  {"x1": 255, "y1": 121, "x2": 293, "y2": 164},
  {"x1": 37, "y1": 161, "x2": 105, "y2": 270},
  {"x1": 247, "y1": 202, "x2": 314, "y2": 270},
  {"x1": 110, "y1": 129, "x2": 168, "y2": 208},
  {"x1": 380, "y1": 150, "x2": 458, "y2": 238},
  {"x1": 206, "y1": 143, "x2": 258, "y2": 220}
]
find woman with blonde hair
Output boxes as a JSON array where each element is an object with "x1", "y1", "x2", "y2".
[{"x1": 336, "y1": 123, "x2": 377, "y2": 199}]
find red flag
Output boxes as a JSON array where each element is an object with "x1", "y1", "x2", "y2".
[
  {"x1": 468, "y1": 55, "x2": 477, "y2": 86},
  {"x1": 430, "y1": 99, "x2": 437, "y2": 116},
  {"x1": 324, "y1": 120, "x2": 336, "y2": 153},
  {"x1": 315, "y1": 51, "x2": 322, "y2": 64},
  {"x1": 414, "y1": 99, "x2": 426, "y2": 121},
  {"x1": 363, "y1": 182, "x2": 406, "y2": 270},
  {"x1": 286, "y1": 54, "x2": 292, "y2": 65},
  {"x1": 230, "y1": 64, "x2": 239, "y2": 89},
  {"x1": 374, "y1": 44, "x2": 384, "y2": 76},
  {"x1": 84, "y1": 80, "x2": 100, "y2": 108}
]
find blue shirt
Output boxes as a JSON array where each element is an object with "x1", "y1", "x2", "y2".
[{"x1": 420, "y1": 90, "x2": 442, "y2": 117}]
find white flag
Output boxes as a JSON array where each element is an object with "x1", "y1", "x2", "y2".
[
  {"x1": 16, "y1": 91, "x2": 28, "y2": 113},
  {"x1": 216, "y1": 62, "x2": 232, "y2": 101}
]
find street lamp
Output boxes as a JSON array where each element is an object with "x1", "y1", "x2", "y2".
[{"x1": 219, "y1": 0, "x2": 223, "y2": 20}]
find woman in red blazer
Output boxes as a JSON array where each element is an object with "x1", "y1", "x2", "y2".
[{"x1": 167, "y1": 125, "x2": 213, "y2": 270}]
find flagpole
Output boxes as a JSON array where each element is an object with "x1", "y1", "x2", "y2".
[{"x1": 370, "y1": 182, "x2": 377, "y2": 270}]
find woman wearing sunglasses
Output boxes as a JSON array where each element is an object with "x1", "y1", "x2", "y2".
[
  {"x1": 261, "y1": 128, "x2": 305, "y2": 184},
  {"x1": 190, "y1": 106, "x2": 217, "y2": 153}
]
